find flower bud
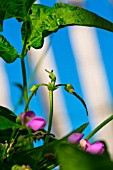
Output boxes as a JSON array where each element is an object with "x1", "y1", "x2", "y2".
[{"x1": 64, "y1": 84, "x2": 74, "y2": 94}]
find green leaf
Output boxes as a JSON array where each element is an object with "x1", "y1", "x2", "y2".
[
  {"x1": 0, "y1": 34, "x2": 18, "y2": 63},
  {"x1": 0, "y1": 106, "x2": 17, "y2": 142},
  {"x1": 0, "y1": 106, "x2": 16, "y2": 122},
  {"x1": 0, "y1": 0, "x2": 36, "y2": 31},
  {"x1": 25, "y1": 0, "x2": 36, "y2": 11},
  {"x1": 57, "y1": 143, "x2": 113, "y2": 170},
  {"x1": 0, "y1": 116, "x2": 20, "y2": 130},
  {"x1": 22, "y1": 3, "x2": 113, "y2": 50}
]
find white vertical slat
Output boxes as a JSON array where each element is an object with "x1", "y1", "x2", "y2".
[
  {"x1": 0, "y1": 60, "x2": 12, "y2": 108},
  {"x1": 69, "y1": 26, "x2": 113, "y2": 157},
  {"x1": 28, "y1": 37, "x2": 72, "y2": 138}
]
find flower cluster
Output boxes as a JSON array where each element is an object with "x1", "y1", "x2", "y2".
[{"x1": 68, "y1": 132, "x2": 104, "y2": 154}]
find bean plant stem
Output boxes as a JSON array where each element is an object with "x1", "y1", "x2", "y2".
[
  {"x1": 86, "y1": 115, "x2": 113, "y2": 140},
  {"x1": 38, "y1": 90, "x2": 54, "y2": 161},
  {"x1": 44, "y1": 90, "x2": 53, "y2": 145},
  {"x1": 21, "y1": 58, "x2": 28, "y2": 108},
  {"x1": 25, "y1": 83, "x2": 47, "y2": 112},
  {"x1": 20, "y1": 22, "x2": 29, "y2": 109},
  {"x1": 48, "y1": 90, "x2": 54, "y2": 133}
]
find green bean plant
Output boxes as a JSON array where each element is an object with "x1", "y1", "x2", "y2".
[{"x1": 0, "y1": 0, "x2": 113, "y2": 169}]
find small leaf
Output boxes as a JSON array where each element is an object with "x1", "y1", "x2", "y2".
[
  {"x1": 0, "y1": 0, "x2": 36, "y2": 31},
  {"x1": 0, "y1": 116, "x2": 20, "y2": 130},
  {"x1": 0, "y1": 35, "x2": 18, "y2": 63},
  {"x1": 22, "y1": 3, "x2": 113, "y2": 50}
]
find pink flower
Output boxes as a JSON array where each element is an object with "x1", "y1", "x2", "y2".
[
  {"x1": 68, "y1": 133, "x2": 84, "y2": 144},
  {"x1": 20, "y1": 111, "x2": 46, "y2": 131},
  {"x1": 80, "y1": 139, "x2": 105, "y2": 154},
  {"x1": 68, "y1": 132, "x2": 104, "y2": 154}
]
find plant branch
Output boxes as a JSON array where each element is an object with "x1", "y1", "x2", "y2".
[
  {"x1": 44, "y1": 90, "x2": 54, "y2": 145},
  {"x1": 86, "y1": 115, "x2": 113, "y2": 140},
  {"x1": 20, "y1": 22, "x2": 29, "y2": 109},
  {"x1": 47, "y1": 90, "x2": 54, "y2": 133},
  {"x1": 25, "y1": 83, "x2": 47, "y2": 111},
  {"x1": 21, "y1": 58, "x2": 28, "y2": 109}
]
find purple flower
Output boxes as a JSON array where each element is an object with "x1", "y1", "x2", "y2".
[
  {"x1": 68, "y1": 132, "x2": 104, "y2": 154},
  {"x1": 68, "y1": 132, "x2": 84, "y2": 144},
  {"x1": 80, "y1": 139, "x2": 105, "y2": 154},
  {"x1": 20, "y1": 111, "x2": 46, "y2": 131}
]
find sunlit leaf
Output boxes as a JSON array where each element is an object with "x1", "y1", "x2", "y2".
[
  {"x1": 0, "y1": 0, "x2": 36, "y2": 31},
  {"x1": 22, "y1": 3, "x2": 113, "y2": 50},
  {"x1": 0, "y1": 35, "x2": 18, "y2": 63}
]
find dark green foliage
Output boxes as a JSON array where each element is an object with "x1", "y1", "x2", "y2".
[
  {"x1": 0, "y1": 106, "x2": 16, "y2": 122},
  {"x1": 0, "y1": 0, "x2": 36, "y2": 31}
]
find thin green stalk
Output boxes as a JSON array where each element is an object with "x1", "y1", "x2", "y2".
[
  {"x1": 37, "y1": 90, "x2": 53, "y2": 162},
  {"x1": 21, "y1": 58, "x2": 28, "y2": 109},
  {"x1": 6, "y1": 128, "x2": 17, "y2": 156},
  {"x1": 86, "y1": 115, "x2": 113, "y2": 140},
  {"x1": 47, "y1": 90, "x2": 54, "y2": 133},
  {"x1": 44, "y1": 90, "x2": 54, "y2": 145},
  {"x1": 20, "y1": 22, "x2": 29, "y2": 109},
  {"x1": 25, "y1": 83, "x2": 47, "y2": 111}
]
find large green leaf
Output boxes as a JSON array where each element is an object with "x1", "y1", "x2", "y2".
[
  {"x1": 57, "y1": 143, "x2": 113, "y2": 170},
  {"x1": 0, "y1": 116, "x2": 20, "y2": 130},
  {"x1": 22, "y1": 3, "x2": 113, "y2": 50},
  {"x1": 0, "y1": 0, "x2": 36, "y2": 31},
  {"x1": 0, "y1": 34, "x2": 18, "y2": 63},
  {"x1": 0, "y1": 106, "x2": 17, "y2": 142},
  {"x1": 0, "y1": 106, "x2": 16, "y2": 122}
]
